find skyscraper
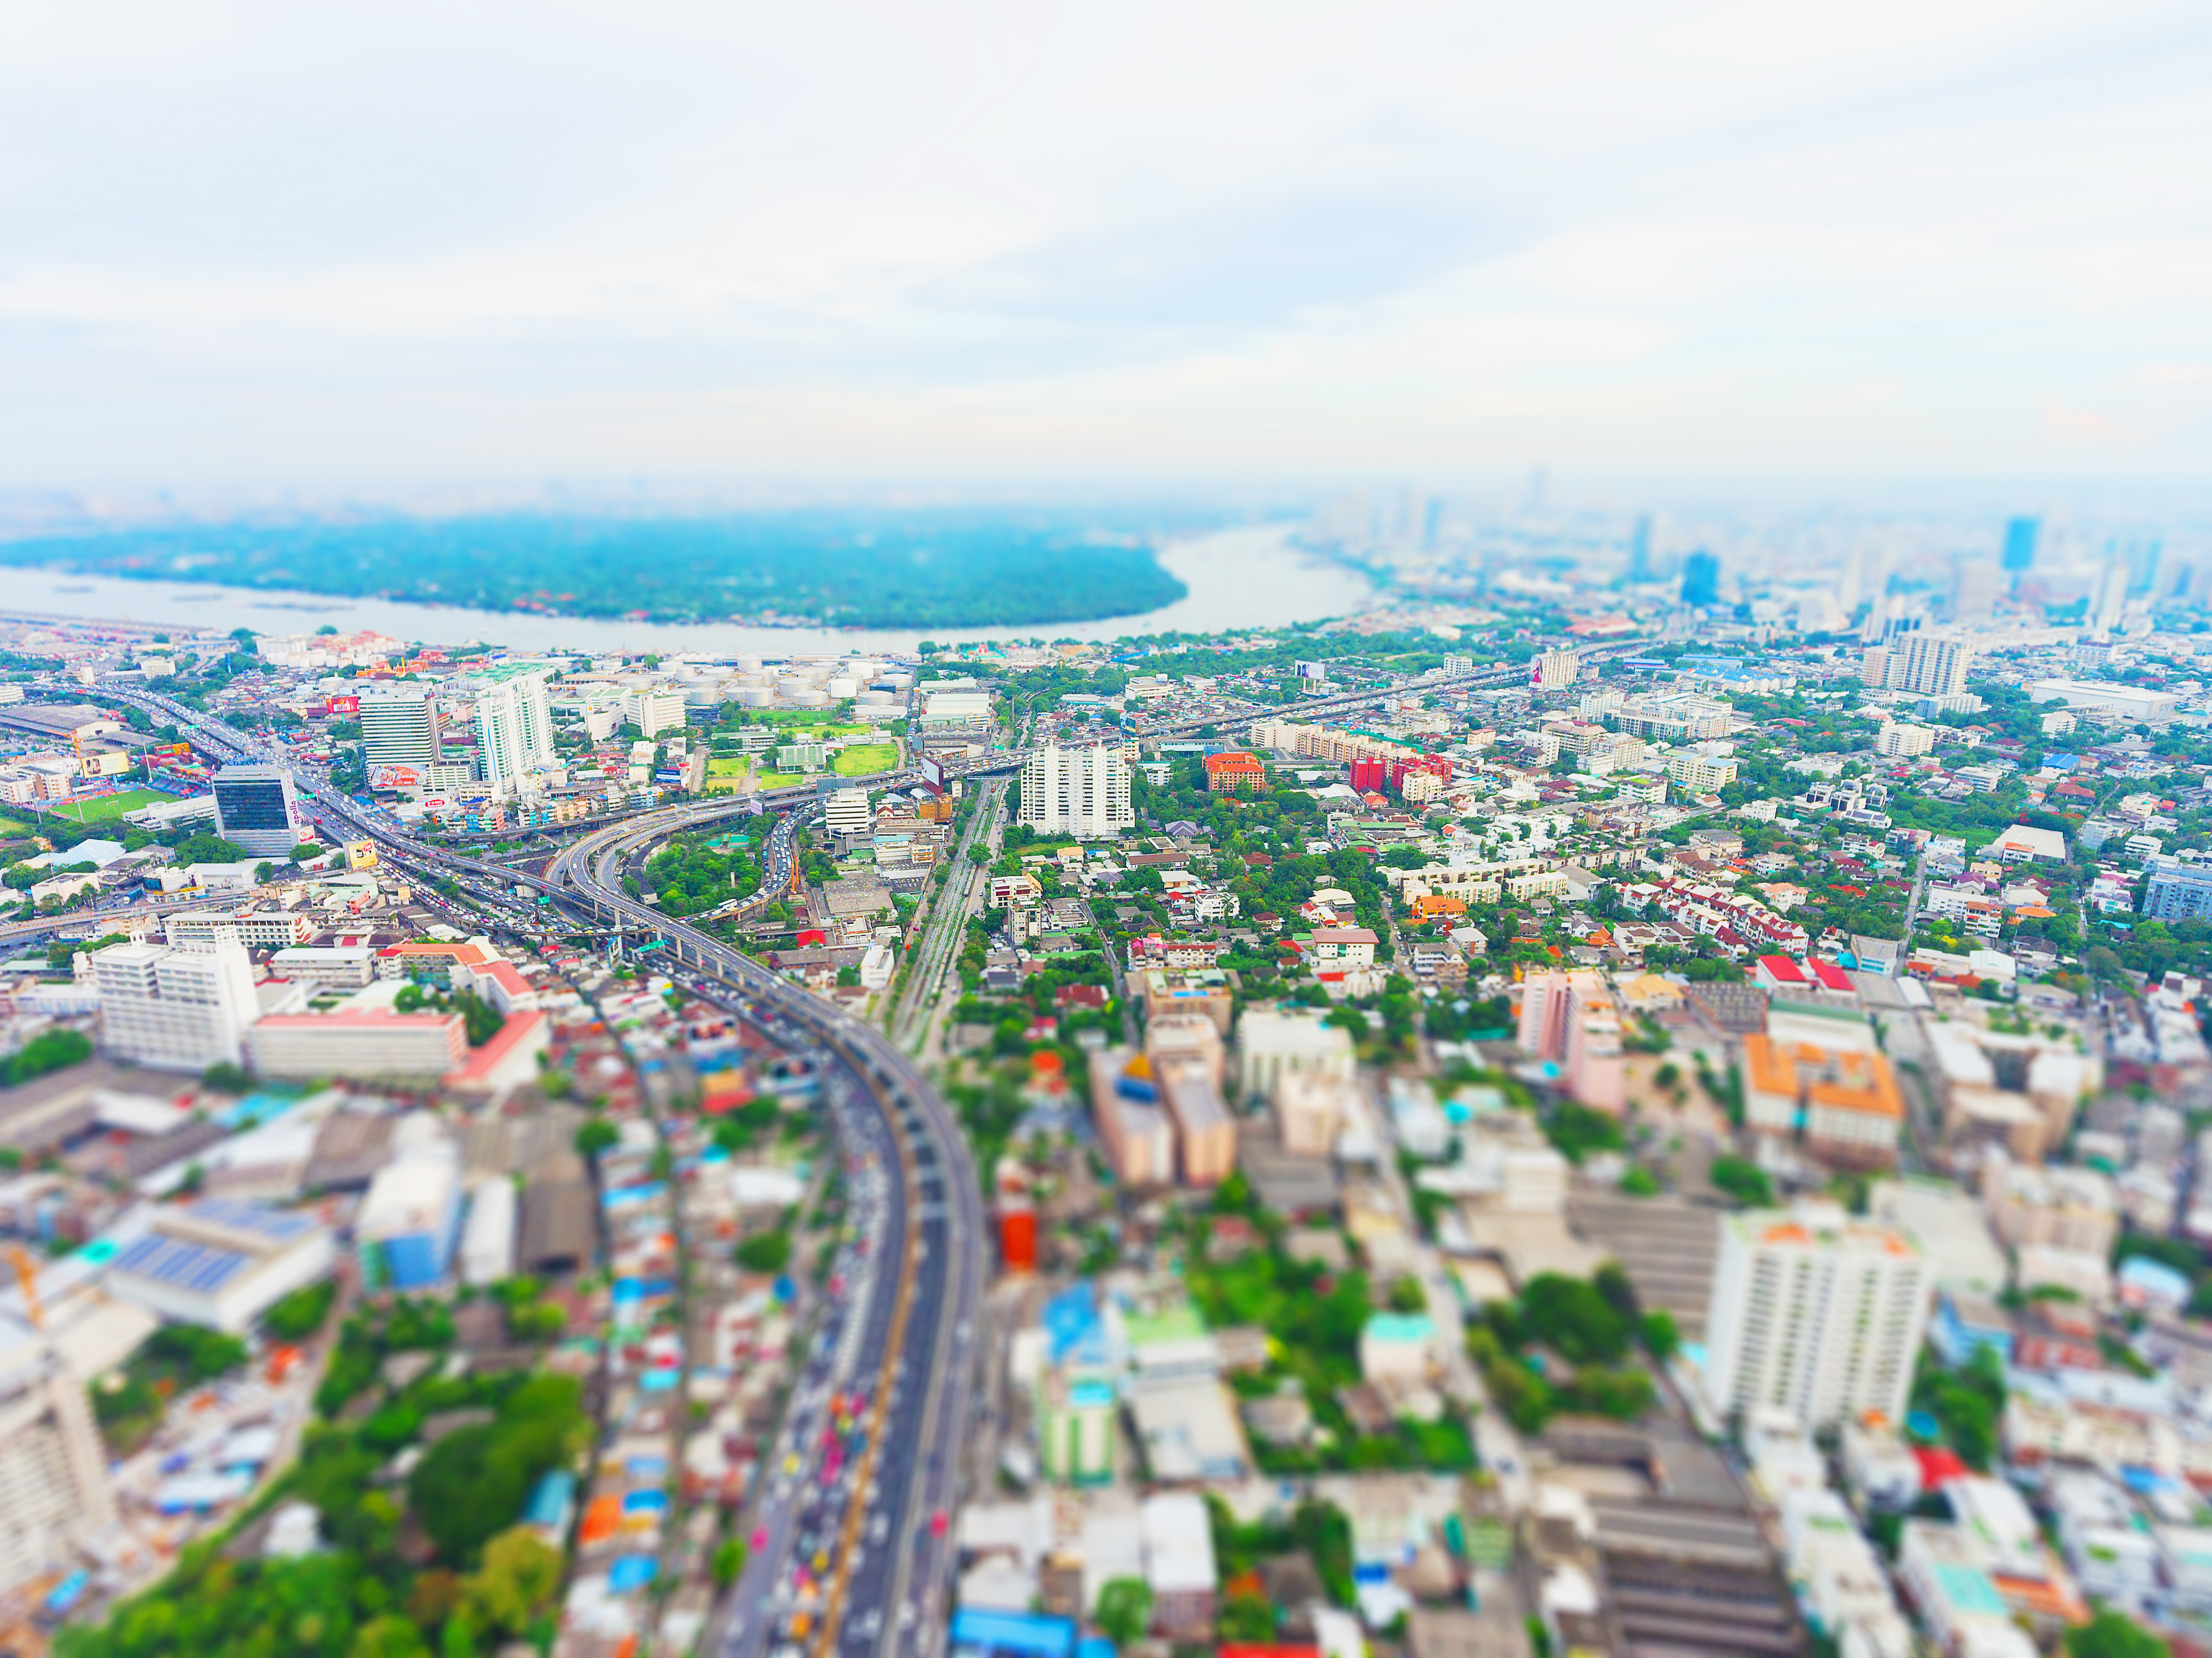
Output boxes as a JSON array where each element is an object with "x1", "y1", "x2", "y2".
[
  {"x1": 1681, "y1": 550, "x2": 1719, "y2": 608},
  {"x1": 1626, "y1": 514, "x2": 1652, "y2": 584},
  {"x1": 211, "y1": 764, "x2": 303, "y2": 857},
  {"x1": 1018, "y1": 744, "x2": 1133, "y2": 840},
  {"x1": 472, "y1": 669, "x2": 558, "y2": 793},
  {"x1": 2001, "y1": 516, "x2": 2040, "y2": 583},
  {"x1": 1702, "y1": 1201, "x2": 1933, "y2": 1431}
]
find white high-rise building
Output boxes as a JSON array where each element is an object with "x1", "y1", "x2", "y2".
[
  {"x1": 472, "y1": 671, "x2": 558, "y2": 794},
  {"x1": 1880, "y1": 631, "x2": 1973, "y2": 698},
  {"x1": 624, "y1": 689, "x2": 687, "y2": 739},
  {"x1": 1702, "y1": 1201, "x2": 1934, "y2": 1432},
  {"x1": 0, "y1": 1341, "x2": 118, "y2": 1594},
  {"x1": 1530, "y1": 648, "x2": 1580, "y2": 690},
  {"x1": 91, "y1": 939, "x2": 260, "y2": 1071},
  {"x1": 357, "y1": 689, "x2": 442, "y2": 769},
  {"x1": 209, "y1": 764, "x2": 303, "y2": 858},
  {"x1": 1019, "y1": 743, "x2": 1134, "y2": 840}
]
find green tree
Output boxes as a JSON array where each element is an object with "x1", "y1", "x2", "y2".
[
  {"x1": 713, "y1": 1536, "x2": 749, "y2": 1588},
  {"x1": 351, "y1": 1616, "x2": 429, "y2": 1658},
  {"x1": 1708, "y1": 1155, "x2": 1775, "y2": 1208},
  {"x1": 1093, "y1": 1578, "x2": 1154, "y2": 1648},
  {"x1": 201, "y1": 1060, "x2": 253, "y2": 1094},
  {"x1": 2065, "y1": 1610, "x2": 2170, "y2": 1658},
  {"x1": 1217, "y1": 1593, "x2": 1276, "y2": 1642},
  {"x1": 462, "y1": 1526, "x2": 564, "y2": 1635},
  {"x1": 574, "y1": 1117, "x2": 619, "y2": 1158},
  {"x1": 736, "y1": 1230, "x2": 792, "y2": 1273},
  {"x1": 1387, "y1": 1275, "x2": 1428, "y2": 1314},
  {"x1": 1641, "y1": 1310, "x2": 1681, "y2": 1364},
  {"x1": 263, "y1": 1279, "x2": 339, "y2": 1341}
]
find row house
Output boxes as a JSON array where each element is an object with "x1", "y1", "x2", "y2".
[{"x1": 1627, "y1": 877, "x2": 1810, "y2": 956}]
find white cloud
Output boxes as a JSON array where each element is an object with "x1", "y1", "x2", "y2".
[{"x1": 0, "y1": 0, "x2": 2208, "y2": 489}]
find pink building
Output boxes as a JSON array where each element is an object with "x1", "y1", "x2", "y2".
[{"x1": 1518, "y1": 969, "x2": 1626, "y2": 1114}]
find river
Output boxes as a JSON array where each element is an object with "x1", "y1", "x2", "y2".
[{"x1": 0, "y1": 522, "x2": 1375, "y2": 655}]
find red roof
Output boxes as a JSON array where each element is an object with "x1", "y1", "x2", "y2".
[
  {"x1": 1758, "y1": 954, "x2": 1807, "y2": 985},
  {"x1": 443, "y1": 1010, "x2": 550, "y2": 1088},
  {"x1": 1914, "y1": 1446, "x2": 1969, "y2": 1488},
  {"x1": 1811, "y1": 960, "x2": 1855, "y2": 992}
]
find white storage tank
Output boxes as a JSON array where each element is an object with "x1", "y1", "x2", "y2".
[
  {"x1": 787, "y1": 688, "x2": 831, "y2": 708},
  {"x1": 459, "y1": 1178, "x2": 516, "y2": 1287},
  {"x1": 827, "y1": 678, "x2": 858, "y2": 699},
  {"x1": 735, "y1": 686, "x2": 774, "y2": 708}
]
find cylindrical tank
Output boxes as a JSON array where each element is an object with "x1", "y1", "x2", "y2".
[
  {"x1": 787, "y1": 688, "x2": 830, "y2": 708},
  {"x1": 735, "y1": 686, "x2": 774, "y2": 708},
  {"x1": 827, "y1": 678, "x2": 858, "y2": 699}
]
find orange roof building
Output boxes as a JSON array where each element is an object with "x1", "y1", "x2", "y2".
[
  {"x1": 1202, "y1": 751, "x2": 1267, "y2": 795},
  {"x1": 1743, "y1": 1017, "x2": 1904, "y2": 1170}
]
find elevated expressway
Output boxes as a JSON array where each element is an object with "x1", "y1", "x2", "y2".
[{"x1": 90, "y1": 684, "x2": 984, "y2": 1658}]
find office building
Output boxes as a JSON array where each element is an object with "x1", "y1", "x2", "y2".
[
  {"x1": 2001, "y1": 515, "x2": 2040, "y2": 578},
  {"x1": 0, "y1": 1341, "x2": 118, "y2": 1594},
  {"x1": 1518, "y1": 969, "x2": 1625, "y2": 1112},
  {"x1": 823, "y1": 787, "x2": 873, "y2": 839},
  {"x1": 470, "y1": 668, "x2": 558, "y2": 793},
  {"x1": 165, "y1": 909, "x2": 316, "y2": 951},
  {"x1": 108, "y1": 1199, "x2": 335, "y2": 1332},
  {"x1": 1681, "y1": 550, "x2": 1719, "y2": 607},
  {"x1": 1626, "y1": 513, "x2": 1652, "y2": 583},
  {"x1": 1702, "y1": 1201, "x2": 1933, "y2": 1431},
  {"x1": 91, "y1": 939, "x2": 260, "y2": 1072},
  {"x1": 2146, "y1": 856, "x2": 2212, "y2": 922},
  {"x1": 1666, "y1": 752, "x2": 1740, "y2": 794},
  {"x1": 210, "y1": 764, "x2": 303, "y2": 858},
  {"x1": 1018, "y1": 743, "x2": 1133, "y2": 840},
  {"x1": 357, "y1": 689, "x2": 441, "y2": 769},
  {"x1": 1743, "y1": 1004, "x2": 1904, "y2": 1169},
  {"x1": 624, "y1": 688, "x2": 687, "y2": 738},
  {"x1": 248, "y1": 1010, "x2": 468, "y2": 1081}
]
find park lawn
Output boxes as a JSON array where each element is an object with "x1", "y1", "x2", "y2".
[
  {"x1": 755, "y1": 771, "x2": 805, "y2": 790},
  {"x1": 708, "y1": 755, "x2": 750, "y2": 776},
  {"x1": 36, "y1": 789, "x2": 170, "y2": 824},
  {"x1": 832, "y1": 743, "x2": 900, "y2": 776}
]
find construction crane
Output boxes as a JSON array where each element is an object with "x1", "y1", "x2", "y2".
[{"x1": 7, "y1": 1244, "x2": 41, "y2": 1330}]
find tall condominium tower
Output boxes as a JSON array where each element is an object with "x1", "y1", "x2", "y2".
[
  {"x1": 1702, "y1": 1202, "x2": 1933, "y2": 1431},
  {"x1": 1018, "y1": 743, "x2": 1133, "y2": 840}
]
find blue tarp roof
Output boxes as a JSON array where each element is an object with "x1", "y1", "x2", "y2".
[{"x1": 950, "y1": 1609, "x2": 1076, "y2": 1658}]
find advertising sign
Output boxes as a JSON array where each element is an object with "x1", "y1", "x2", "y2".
[
  {"x1": 324, "y1": 695, "x2": 361, "y2": 716},
  {"x1": 916, "y1": 754, "x2": 946, "y2": 794},
  {"x1": 368, "y1": 764, "x2": 423, "y2": 790}
]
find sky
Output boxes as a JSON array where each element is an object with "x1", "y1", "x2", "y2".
[{"x1": 2, "y1": 0, "x2": 2209, "y2": 498}]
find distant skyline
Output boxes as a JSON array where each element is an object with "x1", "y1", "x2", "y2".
[{"x1": 3, "y1": 1, "x2": 2209, "y2": 492}]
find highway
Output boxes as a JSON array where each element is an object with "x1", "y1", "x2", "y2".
[{"x1": 89, "y1": 683, "x2": 986, "y2": 1658}]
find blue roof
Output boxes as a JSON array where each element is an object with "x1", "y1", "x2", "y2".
[
  {"x1": 1042, "y1": 1285, "x2": 1102, "y2": 1364},
  {"x1": 113, "y1": 1234, "x2": 248, "y2": 1294},
  {"x1": 950, "y1": 1609, "x2": 1076, "y2": 1658},
  {"x1": 607, "y1": 1554, "x2": 658, "y2": 1593},
  {"x1": 524, "y1": 1470, "x2": 576, "y2": 1528}
]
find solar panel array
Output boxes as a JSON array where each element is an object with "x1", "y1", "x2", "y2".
[{"x1": 112, "y1": 1233, "x2": 249, "y2": 1293}]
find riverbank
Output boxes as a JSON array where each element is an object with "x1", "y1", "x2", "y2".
[{"x1": 0, "y1": 523, "x2": 1375, "y2": 655}]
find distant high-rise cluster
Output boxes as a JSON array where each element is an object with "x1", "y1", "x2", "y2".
[{"x1": 1681, "y1": 549, "x2": 1720, "y2": 608}]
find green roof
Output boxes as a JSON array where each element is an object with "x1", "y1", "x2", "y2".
[{"x1": 1124, "y1": 1302, "x2": 1208, "y2": 1347}]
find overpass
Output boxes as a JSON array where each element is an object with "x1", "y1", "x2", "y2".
[{"x1": 87, "y1": 679, "x2": 981, "y2": 1658}]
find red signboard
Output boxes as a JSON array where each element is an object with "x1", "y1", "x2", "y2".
[{"x1": 325, "y1": 695, "x2": 361, "y2": 715}]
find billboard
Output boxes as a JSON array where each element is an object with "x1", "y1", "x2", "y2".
[
  {"x1": 344, "y1": 840, "x2": 378, "y2": 871},
  {"x1": 1295, "y1": 661, "x2": 1330, "y2": 680},
  {"x1": 324, "y1": 695, "x2": 360, "y2": 716},
  {"x1": 368, "y1": 764, "x2": 423, "y2": 790},
  {"x1": 916, "y1": 754, "x2": 946, "y2": 794}
]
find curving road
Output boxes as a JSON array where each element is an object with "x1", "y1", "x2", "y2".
[{"x1": 89, "y1": 683, "x2": 986, "y2": 1658}]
